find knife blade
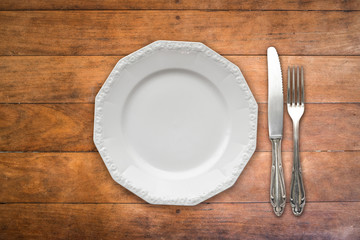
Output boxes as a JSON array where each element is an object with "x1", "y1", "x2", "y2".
[
  {"x1": 267, "y1": 47, "x2": 286, "y2": 216},
  {"x1": 268, "y1": 47, "x2": 283, "y2": 139}
]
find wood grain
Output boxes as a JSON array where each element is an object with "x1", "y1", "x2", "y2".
[
  {"x1": 0, "y1": 203, "x2": 359, "y2": 239},
  {"x1": 1, "y1": 56, "x2": 359, "y2": 104},
  {"x1": 0, "y1": 0, "x2": 359, "y2": 10},
  {"x1": 0, "y1": 11, "x2": 359, "y2": 56},
  {"x1": 1, "y1": 103, "x2": 358, "y2": 152},
  {"x1": 0, "y1": 104, "x2": 95, "y2": 152},
  {"x1": 0, "y1": 152, "x2": 359, "y2": 203},
  {"x1": 0, "y1": 0, "x2": 358, "y2": 238}
]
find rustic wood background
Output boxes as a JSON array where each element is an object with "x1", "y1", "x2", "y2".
[{"x1": 1, "y1": 0, "x2": 359, "y2": 239}]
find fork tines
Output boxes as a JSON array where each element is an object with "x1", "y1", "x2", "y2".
[{"x1": 287, "y1": 66, "x2": 304, "y2": 106}]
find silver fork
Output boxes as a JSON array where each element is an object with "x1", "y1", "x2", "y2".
[{"x1": 287, "y1": 66, "x2": 306, "y2": 216}]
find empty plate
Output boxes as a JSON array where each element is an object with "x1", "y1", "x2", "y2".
[{"x1": 94, "y1": 40, "x2": 258, "y2": 205}]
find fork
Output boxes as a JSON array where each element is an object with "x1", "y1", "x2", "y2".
[{"x1": 287, "y1": 66, "x2": 306, "y2": 216}]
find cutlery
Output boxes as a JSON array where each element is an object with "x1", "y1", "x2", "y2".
[
  {"x1": 267, "y1": 47, "x2": 286, "y2": 216},
  {"x1": 287, "y1": 66, "x2": 306, "y2": 216}
]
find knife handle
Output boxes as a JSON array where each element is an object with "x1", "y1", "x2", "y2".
[{"x1": 270, "y1": 138, "x2": 286, "y2": 216}]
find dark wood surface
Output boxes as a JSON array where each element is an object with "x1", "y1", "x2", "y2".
[
  {"x1": 1, "y1": 11, "x2": 359, "y2": 56},
  {"x1": 1, "y1": 152, "x2": 359, "y2": 203},
  {"x1": 0, "y1": 1, "x2": 359, "y2": 239},
  {"x1": 0, "y1": 0, "x2": 359, "y2": 10},
  {"x1": 1, "y1": 203, "x2": 359, "y2": 239}
]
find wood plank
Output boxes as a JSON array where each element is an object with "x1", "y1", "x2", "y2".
[
  {"x1": 0, "y1": 152, "x2": 359, "y2": 203},
  {"x1": 0, "y1": 0, "x2": 359, "y2": 11},
  {"x1": 0, "y1": 104, "x2": 95, "y2": 152},
  {"x1": 0, "y1": 203, "x2": 359, "y2": 239},
  {"x1": 0, "y1": 103, "x2": 359, "y2": 152},
  {"x1": 0, "y1": 11, "x2": 359, "y2": 56},
  {"x1": 1, "y1": 56, "x2": 359, "y2": 104}
]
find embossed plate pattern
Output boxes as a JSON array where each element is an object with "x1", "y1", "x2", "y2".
[{"x1": 94, "y1": 40, "x2": 258, "y2": 205}]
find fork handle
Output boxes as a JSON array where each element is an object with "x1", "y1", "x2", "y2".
[
  {"x1": 290, "y1": 120, "x2": 306, "y2": 216},
  {"x1": 270, "y1": 138, "x2": 286, "y2": 216}
]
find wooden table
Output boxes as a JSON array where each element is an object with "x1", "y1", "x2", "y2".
[{"x1": 0, "y1": 1, "x2": 359, "y2": 239}]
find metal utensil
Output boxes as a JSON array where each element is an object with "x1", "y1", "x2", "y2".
[
  {"x1": 267, "y1": 47, "x2": 286, "y2": 216},
  {"x1": 287, "y1": 66, "x2": 306, "y2": 216}
]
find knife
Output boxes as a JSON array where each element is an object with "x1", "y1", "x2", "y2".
[{"x1": 267, "y1": 47, "x2": 286, "y2": 216}]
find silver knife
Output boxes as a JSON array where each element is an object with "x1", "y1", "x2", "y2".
[{"x1": 267, "y1": 47, "x2": 286, "y2": 216}]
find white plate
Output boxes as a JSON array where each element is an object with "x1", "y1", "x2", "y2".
[{"x1": 94, "y1": 41, "x2": 258, "y2": 206}]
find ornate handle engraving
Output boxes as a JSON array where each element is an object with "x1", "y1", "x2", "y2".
[
  {"x1": 270, "y1": 138, "x2": 286, "y2": 216},
  {"x1": 290, "y1": 121, "x2": 305, "y2": 216},
  {"x1": 290, "y1": 166, "x2": 305, "y2": 216}
]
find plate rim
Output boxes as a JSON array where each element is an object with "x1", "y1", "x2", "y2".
[{"x1": 94, "y1": 40, "x2": 258, "y2": 206}]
